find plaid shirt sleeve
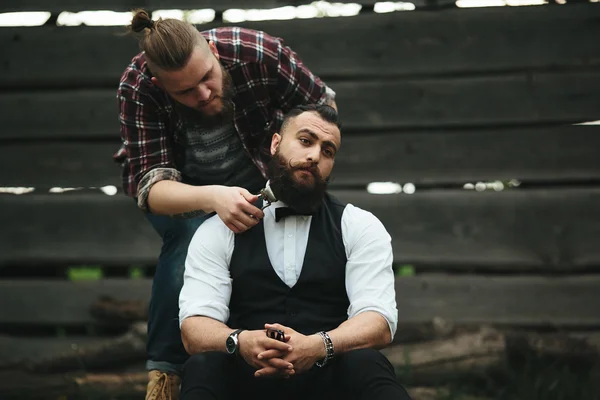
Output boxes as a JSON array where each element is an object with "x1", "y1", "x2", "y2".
[
  {"x1": 267, "y1": 34, "x2": 330, "y2": 111},
  {"x1": 117, "y1": 66, "x2": 181, "y2": 203}
]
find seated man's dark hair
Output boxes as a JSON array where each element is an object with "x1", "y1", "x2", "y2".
[{"x1": 280, "y1": 104, "x2": 341, "y2": 134}]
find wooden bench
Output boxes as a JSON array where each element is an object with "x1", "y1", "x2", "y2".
[{"x1": 1, "y1": 0, "x2": 600, "y2": 387}]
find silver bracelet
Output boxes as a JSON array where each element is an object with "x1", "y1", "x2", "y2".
[{"x1": 315, "y1": 331, "x2": 334, "y2": 367}]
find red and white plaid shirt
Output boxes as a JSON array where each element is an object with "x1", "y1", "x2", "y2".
[{"x1": 115, "y1": 27, "x2": 331, "y2": 201}]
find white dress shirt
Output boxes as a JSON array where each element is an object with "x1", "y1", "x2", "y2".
[{"x1": 179, "y1": 200, "x2": 398, "y2": 339}]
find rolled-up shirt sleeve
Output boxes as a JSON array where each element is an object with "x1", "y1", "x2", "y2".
[
  {"x1": 118, "y1": 70, "x2": 180, "y2": 204},
  {"x1": 342, "y1": 204, "x2": 398, "y2": 341},
  {"x1": 178, "y1": 215, "x2": 234, "y2": 327},
  {"x1": 136, "y1": 167, "x2": 181, "y2": 210}
]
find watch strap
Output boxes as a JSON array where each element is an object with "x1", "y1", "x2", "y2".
[
  {"x1": 228, "y1": 329, "x2": 245, "y2": 356},
  {"x1": 230, "y1": 328, "x2": 244, "y2": 337}
]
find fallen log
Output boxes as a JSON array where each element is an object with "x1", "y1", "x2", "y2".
[
  {"x1": 0, "y1": 371, "x2": 146, "y2": 400},
  {"x1": 382, "y1": 327, "x2": 600, "y2": 386},
  {"x1": 505, "y1": 330, "x2": 599, "y2": 371},
  {"x1": 382, "y1": 327, "x2": 506, "y2": 386},
  {"x1": 18, "y1": 322, "x2": 146, "y2": 373},
  {"x1": 408, "y1": 387, "x2": 492, "y2": 400},
  {"x1": 90, "y1": 295, "x2": 148, "y2": 324},
  {"x1": 393, "y1": 317, "x2": 481, "y2": 343}
]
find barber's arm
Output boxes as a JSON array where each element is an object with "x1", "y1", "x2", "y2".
[
  {"x1": 119, "y1": 74, "x2": 262, "y2": 233},
  {"x1": 268, "y1": 35, "x2": 338, "y2": 112},
  {"x1": 147, "y1": 181, "x2": 263, "y2": 233}
]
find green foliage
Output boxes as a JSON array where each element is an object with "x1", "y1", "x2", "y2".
[
  {"x1": 396, "y1": 264, "x2": 415, "y2": 277},
  {"x1": 129, "y1": 266, "x2": 144, "y2": 279},
  {"x1": 67, "y1": 266, "x2": 103, "y2": 281}
]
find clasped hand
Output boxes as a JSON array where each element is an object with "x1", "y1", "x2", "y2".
[{"x1": 238, "y1": 323, "x2": 325, "y2": 379}]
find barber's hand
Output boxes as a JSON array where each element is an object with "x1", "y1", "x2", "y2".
[
  {"x1": 212, "y1": 186, "x2": 264, "y2": 233},
  {"x1": 238, "y1": 330, "x2": 295, "y2": 378},
  {"x1": 258, "y1": 323, "x2": 326, "y2": 375}
]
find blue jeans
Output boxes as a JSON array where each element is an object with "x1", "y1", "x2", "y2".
[{"x1": 145, "y1": 212, "x2": 214, "y2": 375}]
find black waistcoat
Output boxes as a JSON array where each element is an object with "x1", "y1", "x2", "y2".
[{"x1": 227, "y1": 193, "x2": 349, "y2": 334}]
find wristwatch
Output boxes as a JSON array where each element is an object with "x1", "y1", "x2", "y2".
[{"x1": 226, "y1": 329, "x2": 245, "y2": 356}]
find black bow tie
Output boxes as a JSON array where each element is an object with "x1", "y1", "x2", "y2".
[{"x1": 275, "y1": 207, "x2": 313, "y2": 222}]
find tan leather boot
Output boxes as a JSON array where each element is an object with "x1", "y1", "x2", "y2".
[{"x1": 145, "y1": 370, "x2": 181, "y2": 400}]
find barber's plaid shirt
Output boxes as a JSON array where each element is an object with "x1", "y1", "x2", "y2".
[{"x1": 115, "y1": 27, "x2": 330, "y2": 202}]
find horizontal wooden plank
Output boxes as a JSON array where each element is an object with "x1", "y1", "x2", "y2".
[
  {"x1": 0, "y1": 193, "x2": 161, "y2": 266},
  {"x1": 0, "y1": 140, "x2": 124, "y2": 188},
  {"x1": 334, "y1": 125, "x2": 600, "y2": 186},
  {"x1": 2, "y1": 71, "x2": 600, "y2": 140},
  {"x1": 2, "y1": 6, "x2": 600, "y2": 88},
  {"x1": 0, "y1": 275, "x2": 599, "y2": 326},
  {"x1": 2, "y1": 188, "x2": 600, "y2": 269},
  {"x1": 0, "y1": 336, "x2": 102, "y2": 366},
  {"x1": 396, "y1": 274, "x2": 600, "y2": 326},
  {"x1": 0, "y1": 279, "x2": 151, "y2": 325},
  {"x1": 0, "y1": 0, "x2": 378, "y2": 13},
  {"x1": 355, "y1": 188, "x2": 600, "y2": 269},
  {"x1": 337, "y1": 72, "x2": 600, "y2": 131},
  {"x1": 3, "y1": 125, "x2": 600, "y2": 188}
]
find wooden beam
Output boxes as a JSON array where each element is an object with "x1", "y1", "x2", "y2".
[
  {"x1": 334, "y1": 125, "x2": 600, "y2": 186},
  {"x1": 2, "y1": 5, "x2": 600, "y2": 87},
  {"x1": 0, "y1": 336, "x2": 102, "y2": 367},
  {"x1": 2, "y1": 188, "x2": 600, "y2": 270},
  {"x1": 0, "y1": 279, "x2": 151, "y2": 325},
  {"x1": 0, "y1": 193, "x2": 161, "y2": 267},
  {"x1": 395, "y1": 274, "x2": 600, "y2": 326},
  {"x1": 0, "y1": 0, "x2": 378, "y2": 13},
  {"x1": 2, "y1": 71, "x2": 600, "y2": 140},
  {"x1": 1, "y1": 275, "x2": 599, "y2": 326},
  {"x1": 3, "y1": 125, "x2": 598, "y2": 188}
]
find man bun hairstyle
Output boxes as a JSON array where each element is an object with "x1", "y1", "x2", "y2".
[
  {"x1": 127, "y1": 9, "x2": 204, "y2": 72},
  {"x1": 281, "y1": 104, "x2": 341, "y2": 134}
]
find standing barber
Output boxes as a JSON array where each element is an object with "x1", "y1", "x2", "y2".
[{"x1": 114, "y1": 9, "x2": 337, "y2": 400}]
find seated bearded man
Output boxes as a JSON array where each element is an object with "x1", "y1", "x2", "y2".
[{"x1": 178, "y1": 104, "x2": 412, "y2": 400}]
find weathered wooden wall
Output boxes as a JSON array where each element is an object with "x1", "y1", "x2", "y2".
[{"x1": 1, "y1": 0, "x2": 599, "y2": 375}]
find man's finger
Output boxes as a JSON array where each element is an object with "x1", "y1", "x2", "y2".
[
  {"x1": 230, "y1": 219, "x2": 250, "y2": 233},
  {"x1": 239, "y1": 188, "x2": 259, "y2": 204},
  {"x1": 225, "y1": 222, "x2": 241, "y2": 234},
  {"x1": 264, "y1": 357, "x2": 293, "y2": 370},
  {"x1": 254, "y1": 366, "x2": 281, "y2": 378},
  {"x1": 261, "y1": 337, "x2": 293, "y2": 352},
  {"x1": 264, "y1": 323, "x2": 290, "y2": 332},
  {"x1": 257, "y1": 349, "x2": 287, "y2": 360},
  {"x1": 255, "y1": 367, "x2": 295, "y2": 378},
  {"x1": 233, "y1": 210, "x2": 261, "y2": 227},
  {"x1": 239, "y1": 201, "x2": 264, "y2": 220}
]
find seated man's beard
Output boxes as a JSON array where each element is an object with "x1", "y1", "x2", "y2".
[{"x1": 267, "y1": 150, "x2": 329, "y2": 214}]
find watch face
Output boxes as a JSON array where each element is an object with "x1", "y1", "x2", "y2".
[{"x1": 226, "y1": 336, "x2": 236, "y2": 354}]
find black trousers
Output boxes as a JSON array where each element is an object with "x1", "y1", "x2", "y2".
[{"x1": 180, "y1": 348, "x2": 412, "y2": 400}]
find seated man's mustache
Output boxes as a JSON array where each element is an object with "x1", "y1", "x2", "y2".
[{"x1": 288, "y1": 160, "x2": 320, "y2": 176}]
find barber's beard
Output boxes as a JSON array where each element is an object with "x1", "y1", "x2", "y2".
[
  {"x1": 194, "y1": 65, "x2": 235, "y2": 127},
  {"x1": 267, "y1": 150, "x2": 329, "y2": 214}
]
